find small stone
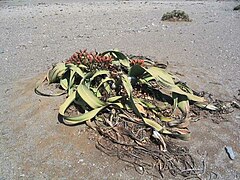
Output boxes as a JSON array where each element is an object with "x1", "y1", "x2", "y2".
[
  {"x1": 78, "y1": 159, "x2": 84, "y2": 163},
  {"x1": 225, "y1": 146, "x2": 235, "y2": 160},
  {"x1": 0, "y1": 48, "x2": 4, "y2": 54},
  {"x1": 233, "y1": 5, "x2": 240, "y2": 11},
  {"x1": 138, "y1": 166, "x2": 143, "y2": 172}
]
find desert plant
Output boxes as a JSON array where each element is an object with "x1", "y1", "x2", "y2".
[
  {"x1": 35, "y1": 49, "x2": 216, "y2": 140},
  {"x1": 161, "y1": 10, "x2": 191, "y2": 22}
]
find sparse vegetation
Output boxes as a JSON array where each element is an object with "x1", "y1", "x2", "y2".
[{"x1": 162, "y1": 10, "x2": 191, "y2": 22}]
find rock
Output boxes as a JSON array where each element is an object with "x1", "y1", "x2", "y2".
[
  {"x1": 0, "y1": 48, "x2": 4, "y2": 54},
  {"x1": 233, "y1": 5, "x2": 240, "y2": 11},
  {"x1": 225, "y1": 146, "x2": 235, "y2": 160}
]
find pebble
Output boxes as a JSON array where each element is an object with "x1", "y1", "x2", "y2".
[
  {"x1": 225, "y1": 146, "x2": 235, "y2": 160},
  {"x1": 0, "y1": 48, "x2": 4, "y2": 54},
  {"x1": 78, "y1": 159, "x2": 84, "y2": 163}
]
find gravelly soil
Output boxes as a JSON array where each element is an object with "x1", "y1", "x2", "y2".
[{"x1": 0, "y1": 0, "x2": 239, "y2": 179}]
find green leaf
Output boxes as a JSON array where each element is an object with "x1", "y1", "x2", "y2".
[
  {"x1": 121, "y1": 74, "x2": 133, "y2": 96},
  {"x1": 176, "y1": 82, "x2": 193, "y2": 94},
  {"x1": 142, "y1": 76, "x2": 155, "y2": 82},
  {"x1": 63, "y1": 106, "x2": 106, "y2": 125},
  {"x1": 121, "y1": 75, "x2": 171, "y2": 132},
  {"x1": 59, "y1": 91, "x2": 76, "y2": 116},
  {"x1": 111, "y1": 61, "x2": 121, "y2": 66},
  {"x1": 69, "y1": 69, "x2": 76, "y2": 88},
  {"x1": 107, "y1": 96, "x2": 122, "y2": 102},
  {"x1": 69, "y1": 65, "x2": 85, "y2": 78},
  {"x1": 80, "y1": 72, "x2": 94, "y2": 87},
  {"x1": 128, "y1": 64, "x2": 146, "y2": 77},
  {"x1": 62, "y1": 102, "x2": 124, "y2": 125},
  {"x1": 171, "y1": 86, "x2": 205, "y2": 102},
  {"x1": 78, "y1": 64, "x2": 88, "y2": 69},
  {"x1": 60, "y1": 78, "x2": 68, "y2": 90},
  {"x1": 119, "y1": 59, "x2": 130, "y2": 67},
  {"x1": 96, "y1": 90, "x2": 102, "y2": 98},
  {"x1": 143, "y1": 118, "x2": 172, "y2": 134},
  {"x1": 140, "y1": 65, "x2": 204, "y2": 102},
  {"x1": 178, "y1": 99, "x2": 189, "y2": 114},
  {"x1": 96, "y1": 77, "x2": 115, "y2": 92},
  {"x1": 47, "y1": 63, "x2": 60, "y2": 82},
  {"x1": 90, "y1": 70, "x2": 110, "y2": 83},
  {"x1": 138, "y1": 99, "x2": 156, "y2": 109},
  {"x1": 77, "y1": 84, "x2": 106, "y2": 109},
  {"x1": 121, "y1": 74, "x2": 142, "y2": 117},
  {"x1": 146, "y1": 66, "x2": 175, "y2": 85},
  {"x1": 47, "y1": 63, "x2": 66, "y2": 83},
  {"x1": 173, "y1": 93, "x2": 178, "y2": 110},
  {"x1": 74, "y1": 95, "x2": 89, "y2": 111},
  {"x1": 173, "y1": 93, "x2": 190, "y2": 114},
  {"x1": 195, "y1": 102, "x2": 218, "y2": 110},
  {"x1": 102, "y1": 50, "x2": 130, "y2": 68},
  {"x1": 104, "y1": 83, "x2": 111, "y2": 94},
  {"x1": 160, "y1": 116, "x2": 172, "y2": 122},
  {"x1": 112, "y1": 102, "x2": 124, "y2": 109}
]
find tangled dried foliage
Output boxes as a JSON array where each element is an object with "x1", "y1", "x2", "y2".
[{"x1": 35, "y1": 49, "x2": 238, "y2": 178}]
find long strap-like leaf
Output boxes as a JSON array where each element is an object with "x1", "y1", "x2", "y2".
[
  {"x1": 77, "y1": 84, "x2": 106, "y2": 109},
  {"x1": 48, "y1": 62, "x2": 67, "y2": 83},
  {"x1": 58, "y1": 91, "x2": 105, "y2": 124},
  {"x1": 59, "y1": 90, "x2": 123, "y2": 125},
  {"x1": 121, "y1": 74, "x2": 170, "y2": 133},
  {"x1": 142, "y1": 66, "x2": 205, "y2": 102}
]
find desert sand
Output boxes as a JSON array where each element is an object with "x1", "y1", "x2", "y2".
[{"x1": 0, "y1": 0, "x2": 239, "y2": 179}]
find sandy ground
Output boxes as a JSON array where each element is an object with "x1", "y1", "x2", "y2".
[{"x1": 0, "y1": 0, "x2": 240, "y2": 179}]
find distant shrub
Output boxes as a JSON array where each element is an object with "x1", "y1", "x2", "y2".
[{"x1": 161, "y1": 10, "x2": 191, "y2": 22}]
